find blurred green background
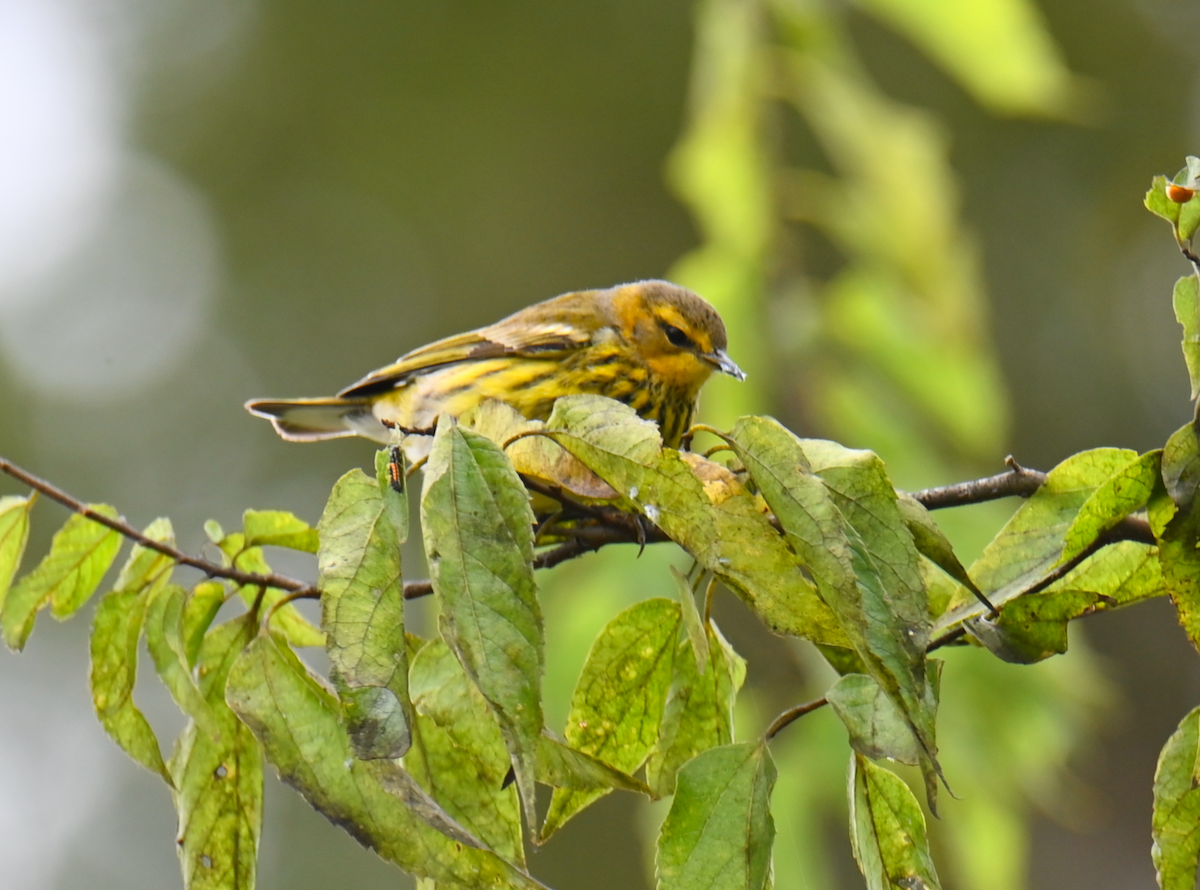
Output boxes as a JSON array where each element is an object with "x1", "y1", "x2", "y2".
[{"x1": 2, "y1": 0, "x2": 1200, "y2": 887}]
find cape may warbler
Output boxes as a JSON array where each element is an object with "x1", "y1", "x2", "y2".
[{"x1": 246, "y1": 279, "x2": 744, "y2": 450}]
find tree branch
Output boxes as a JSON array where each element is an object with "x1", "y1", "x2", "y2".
[
  {"x1": 0, "y1": 456, "x2": 624, "y2": 605},
  {"x1": 764, "y1": 696, "x2": 829, "y2": 740},
  {"x1": 925, "y1": 514, "x2": 1156, "y2": 653},
  {"x1": 402, "y1": 541, "x2": 600, "y2": 601},
  {"x1": 0, "y1": 456, "x2": 321, "y2": 598},
  {"x1": 908, "y1": 456, "x2": 1047, "y2": 510}
]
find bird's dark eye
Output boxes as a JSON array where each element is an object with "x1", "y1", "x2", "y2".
[{"x1": 661, "y1": 322, "x2": 693, "y2": 349}]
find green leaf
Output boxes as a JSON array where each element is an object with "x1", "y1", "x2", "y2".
[
  {"x1": 850, "y1": 0, "x2": 1083, "y2": 117},
  {"x1": 146, "y1": 583, "x2": 222, "y2": 740},
  {"x1": 827, "y1": 673, "x2": 921, "y2": 766},
  {"x1": 319, "y1": 465, "x2": 411, "y2": 760},
  {"x1": 215, "y1": 533, "x2": 323, "y2": 648},
  {"x1": 849, "y1": 754, "x2": 942, "y2": 890},
  {"x1": 2, "y1": 505, "x2": 123, "y2": 649},
  {"x1": 0, "y1": 494, "x2": 34, "y2": 613},
  {"x1": 1179, "y1": 158, "x2": 1200, "y2": 242},
  {"x1": 1162, "y1": 423, "x2": 1200, "y2": 508},
  {"x1": 170, "y1": 616, "x2": 262, "y2": 890},
  {"x1": 225, "y1": 632, "x2": 547, "y2": 890},
  {"x1": 112, "y1": 517, "x2": 174, "y2": 591},
  {"x1": 725, "y1": 419, "x2": 938, "y2": 789},
  {"x1": 646, "y1": 620, "x2": 746, "y2": 798},
  {"x1": 655, "y1": 742, "x2": 776, "y2": 890},
  {"x1": 204, "y1": 519, "x2": 224, "y2": 545},
  {"x1": 243, "y1": 509, "x2": 319, "y2": 553},
  {"x1": 536, "y1": 733, "x2": 650, "y2": 796},
  {"x1": 1147, "y1": 175, "x2": 1185, "y2": 227},
  {"x1": 407, "y1": 639, "x2": 523, "y2": 864},
  {"x1": 87, "y1": 519, "x2": 178, "y2": 779},
  {"x1": 895, "y1": 492, "x2": 983, "y2": 602},
  {"x1": 1174, "y1": 276, "x2": 1200, "y2": 400},
  {"x1": 937, "y1": 448, "x2": 1138, "y2": 629},
  {"x1": 1059, "y1": 450, "x2": 1161, "y2": 564},
  {"x1": 669, "y1": 565, "x2": 709, "y2": 673},
  {"x1": 375, "y1": 447, "x2": 410, "y2": 541},
  {"x1": 971, "y1": 541, "x2": 1166, "y2": 663},
  {"x1": 183, "y1": 581, "x2": 227, "y2": 668},
  {"x1": 90, "y1": 600, "x2": 168, "y2": 779},
  {"x1": 542, "y1": 597, "x2": 679, "y2": 840},
  {"x1": 1184, "y1": 202, "x2": 1200, "y2": 245},
  {"x1": 1146, "y1": 169, "x2": 1200, "y2": 241},
  {"x1": 1153, "y1": 706, "x2": 1200, "y2": 890},
  {"x1": 1157, "y1": 423, "x2": 1200, "y2": 650},
  {"x1": 794, "y1": 437, "x2": 928, "y2": 636},
  {"x1": 545, "y1": 396, "x2": 849, "y2": 646},
  {"x1": 421, "y1": 417, "x2": 544, "y2": 831}
]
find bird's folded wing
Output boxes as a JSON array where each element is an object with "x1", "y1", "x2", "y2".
[{"x1": 338, "y1": 318, "x2": 593, "y2": 398}]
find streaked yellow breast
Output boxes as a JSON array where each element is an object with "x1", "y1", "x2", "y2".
[{"x1": 368, "y1": 343, "x2": 703, "y2": 446}]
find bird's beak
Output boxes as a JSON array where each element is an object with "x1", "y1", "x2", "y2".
[{"x1": 705, "y1": 348, "x2": 746, "y2": 381}]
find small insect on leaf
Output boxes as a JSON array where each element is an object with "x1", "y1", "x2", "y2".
[{"x1": 387, "y1": 445, "x2": 405, "y2": 494}]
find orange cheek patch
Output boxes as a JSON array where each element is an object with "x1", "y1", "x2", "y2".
[{"x1": 646, "y1": 352, "x2": 712, "y2": 390}]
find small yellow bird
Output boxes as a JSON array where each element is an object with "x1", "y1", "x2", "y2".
[{"x1": 246, "y1": 279, "x2": 744, "y2": 449}]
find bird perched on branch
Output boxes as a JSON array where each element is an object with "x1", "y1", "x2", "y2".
[{"x1": 246, "y1": 279, "x2": 744, "y2": 450}]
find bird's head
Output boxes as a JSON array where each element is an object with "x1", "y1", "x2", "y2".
[{"x1": 610, "y1": 280, "x2": 745, "y2": 391}]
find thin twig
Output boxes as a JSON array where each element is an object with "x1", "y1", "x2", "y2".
[
  {"x1": 764, "y1": 697, "x2": 829, "y2": 740},
  {"x1": 1179, "y1": 241, "x2": 1200, "y2": 276},
  {"x1": 927, "y1": 626, "x2": 967, "y2": 652},
  {"x1": 926, "y1": 514, "x2": 1157, "y2": 652},
  {"x1": 0, "y1": 456, "x2": 320, "y2": 597},
  {"x1": 909, "y1": 457, "x2": 1047, "y2": 510},
  {"x1": 401, "y1": 541, "x2": 599, "y2": 601}
]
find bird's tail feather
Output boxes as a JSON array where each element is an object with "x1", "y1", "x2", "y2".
[{"x1": 245, "y1": 397, "x2": 384, "y2": 442}]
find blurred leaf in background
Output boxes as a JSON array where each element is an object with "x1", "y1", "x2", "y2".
[{"x1": 604, "y1": 0, "x2": 1109, "y2": 888}]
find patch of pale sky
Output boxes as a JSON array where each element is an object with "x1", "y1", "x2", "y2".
[{"x1": 0, "y1": 0, "x2": 228, "y2": 398}]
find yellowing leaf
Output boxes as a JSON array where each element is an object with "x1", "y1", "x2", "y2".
[
  {"x1": 545, "y1": 396, "x2": 849, "y2": 646},
  {"x1": 0, "y1": 494, "x2": 34, "y2": 615},
  {"x1": 88, "y1": 518, "x2": 177, "y2": 781},
  {"x1": 1174, "y1": 276, "x2": 1200, "y2": 401},
  {"x1": 2, "y1": 505, "x2": 122, "y2": 649},
  {"x1": 938, "y1": 447, "x2": 1138, "y2": 631},
  {"x1": 849, "y1": 754, "x2": 941, "y2": 890},
  {"x1": 1059, "y1": 450, "x2": 1160, "y2": 564},
  {"x1": 461, "y1": 399, "x2": 619, "y2": 500},
  {"x1": 646, "y1": 619, "x2": 746, "y2": 798},
  {"x1": 243, "y1": 509, "x2": 319, "y2": 553},
  {"x1": 727, "y1": 419, "x2": 940, "y2": 795},
  {"x1": 170, "y1": 616, "x2": 262, "y2": 890},
  {"x1": 543, "y1": 597, "x2": 679, "y2": 839}
]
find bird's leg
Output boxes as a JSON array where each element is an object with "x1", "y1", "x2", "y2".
[{"x1": 380, "y1": 417, "x2": 438, "y2": 437}]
